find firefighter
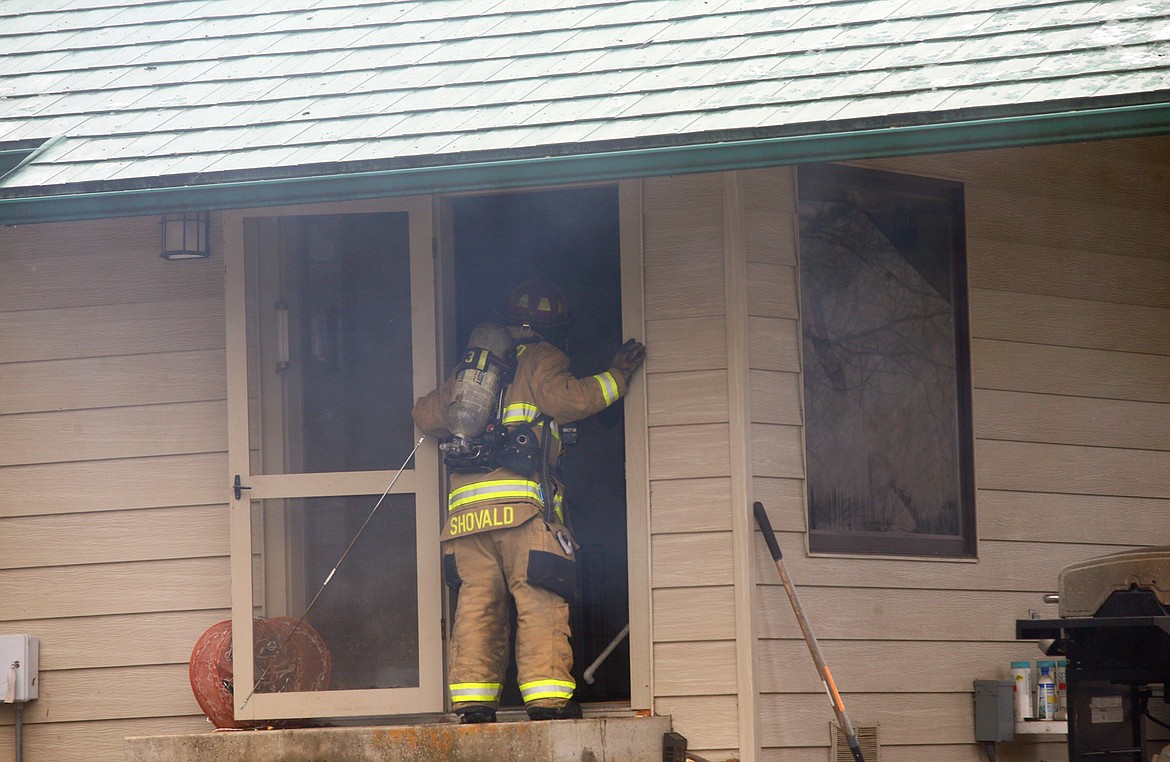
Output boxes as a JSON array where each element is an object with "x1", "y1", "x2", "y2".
[{"x1": 412, "y1": 279, "x2": 646, "y2": 723}]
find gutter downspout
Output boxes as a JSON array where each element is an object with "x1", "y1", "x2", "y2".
[{"x1": 1, "y1": 102, "x2": 1169, "y2": 225}]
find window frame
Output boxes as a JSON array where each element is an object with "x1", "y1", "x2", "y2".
[{"x1": 796, "y1": 163, "x2": 977, "y2": 559}]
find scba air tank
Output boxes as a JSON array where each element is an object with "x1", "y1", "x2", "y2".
[{"x1": 444, "y1": 322, "x2": 514, "y2": 440}]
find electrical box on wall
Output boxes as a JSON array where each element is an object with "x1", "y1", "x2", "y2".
[{"x1": 0, "y1": 634, "x2": 39, "y2": 703}]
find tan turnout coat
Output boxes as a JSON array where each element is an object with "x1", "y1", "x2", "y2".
[{"x1": 412, "y1": 335, "x2": 627, "y2": 541}]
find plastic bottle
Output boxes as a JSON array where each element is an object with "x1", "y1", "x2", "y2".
[
  {"x1": 1037, "y1": 665, "x2": 1057, "y2": 721},
  {"x1": 1054, "y1": 659, "x2": 1068, "y2": 720},
  {"x1": 1010, "y1": 661, "x2": 1033, "y2": 720}
]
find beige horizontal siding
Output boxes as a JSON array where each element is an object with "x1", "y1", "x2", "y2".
[
  {"x1": 968, "y1": 239, "x2": 1170, "y2": 308},
  {"x1": 0, "y1": 297, "x2": 225, "y2": 363},
  {"x1": 644, "y1": 316, "x2": 728, "y2": 373},
  {"x1": 757, "y1": 640, "x2": 1045, "y2": 694},
  {"x1": 742, "y1": 174, "x2": 797, "y2": 267},
  {"x1": 1, "y1": 558, "x2": 231, "y2": 620},
  {"x1": 758, "y1": 692, "x2": 981, "y2": 747},
  {"x1": 765, "y1": 538, "x2": 1135, "y2": 593},
  {"x1": 15, "y1": 664, "x2": 202, "y2": 724},
  {"x1": 648, "y1": 423, "x2": 731, "y2": 480},
  {"x1": 978, "y1": 490, "x2": 1170, "y2": 543},
  {"x1": 642, "y1": 170, "x2": 744, "y2": 758},
  {"x1": 0, "y1": 400, "x2": 227, "y2": 466},
  {"x1": 655, "y1": 695, "x2": 739, "y2": 750},
  {"x1": 972, "y1": 187, "x2": 1170, "y2": 263},
  {"x1": 756, "y1": 584, "x2": 1055, "y2": 643},
  {"x1": 754, "y1": 139, "x2": 1170, "y2": 761},
  {"x1": 0, "y1": 349, "x2": 226, "y2": 415},
  {"x1": 643, "y1": 172, "x2": 724, "y2": 268},
  {"x1": 0, "y1": 716, "x2": 213, "y2": 762},
  {"x1": 748, "y1": 370, "x2": 801, "y2": 425},
  {"x1": 0, "y1": 214, "x2": 229, "y2": 760},
  {"x1": 974, "y1": 389, "x2": 1170, "y2": 451},
  {"x1": 645, "y1": 258, "x2": 726, "y2": 319},
  {"x1": 970, "y1": 288, "x2": 1170, "y2": 354},
  {"x1": 750, "y1": 477, "x2": 806, "y2": 532},
  {"x1": 746, "y1": 263, "x2": 798, "y2": 320},
  {"x1": 0, "y1": 505, "x2": 229, "y2": 568},
  {"x1": 0, "y1": 610, "x2": 230, "y2": 671},
  {"x1": 651, "y1": 532, "x2": 735, "y2": 588},
  {"x1": 654, "y1": 640, "x2": 738, "y2": 695},
  {"x1": 972, "y1": 338, "x2": 1170, "y2": 403},
  {"x1": 977, "y1": 440, "x2": 1170, "y2": 497},
  {"x1": 747, "y1": 315, "x2": 800, "y2": 373},
  {"x1": 875, "y1": 745, "x2": 1066, "y2": 762},
  {"x1": 749, "y1": 423, "x2": 803, "y2": 479},
  {"x1": 646, "y1": 369, "x2": 729, "y2": 426},
  {"x1": 653, "y1": 586, "x2": 736, "y2": 642},
  {"x1": 650, "y1": 477, "x2": 733, "y2": 534},
  {"x1": 0, "y1": 246, "x2": 222, "y2": 312},
  {"x1": 0, "y1": 453, "x2": 227, "y2": 518}
]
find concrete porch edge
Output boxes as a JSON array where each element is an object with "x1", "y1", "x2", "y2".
[{"x1": 125, "y1": 715, "x2": 674, "y2": 761}]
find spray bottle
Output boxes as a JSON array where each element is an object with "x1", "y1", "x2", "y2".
[{"x1": 1036, "y1": 664, "x2": 1056, "y2": 721}]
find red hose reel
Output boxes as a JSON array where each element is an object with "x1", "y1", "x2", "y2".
[{"x1": 189, "y1": 617, "x2": 331, "y2": 729}]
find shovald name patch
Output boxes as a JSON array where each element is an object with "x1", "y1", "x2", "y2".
[{"x1": 449, "y1": 506, "x2": 516, "y2": 536}]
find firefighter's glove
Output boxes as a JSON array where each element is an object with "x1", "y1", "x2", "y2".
[{"x1": 611, "y1": 339, "x2": 646, "y2": 381}]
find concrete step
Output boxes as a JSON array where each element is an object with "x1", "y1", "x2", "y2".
[{"x1": 125, "y1": 715, "x2": 674, "y2": 761}]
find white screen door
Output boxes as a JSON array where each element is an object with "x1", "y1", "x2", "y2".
[{"x1": 225, "y1": 198, "x2": 442, "y2": 721}]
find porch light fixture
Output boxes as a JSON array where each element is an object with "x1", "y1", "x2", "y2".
[{"x1": 160, "y1": 211, "x2": 210, "y2": 259}]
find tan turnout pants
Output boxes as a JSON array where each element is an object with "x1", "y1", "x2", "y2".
[{"x1": 445, "y1": 516, "x2": 575, "y2": 711}]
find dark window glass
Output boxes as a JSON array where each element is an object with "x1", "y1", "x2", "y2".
[{"x1": 797, "y1": 164, "x2": 975, "y2": 557}]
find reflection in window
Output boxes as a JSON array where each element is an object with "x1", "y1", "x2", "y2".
[{"x1": 797, "y1": 164, "x2": 975, "y2": 557}]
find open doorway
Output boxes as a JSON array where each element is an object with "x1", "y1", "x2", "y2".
[{"x1": 450, "y1": 186, "x2": 631, "y2": 706}]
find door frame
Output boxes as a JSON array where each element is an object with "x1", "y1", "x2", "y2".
[
  {"x1": 224, "y1": 196, "x2": 444, "y2": 721},
  {"x1": 433, "y1": 179, "x2": 651, "y2": 711}
]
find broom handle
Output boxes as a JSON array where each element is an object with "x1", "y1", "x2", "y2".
[{"x1": 753, "y1": 502, "x2": 865, "y2": 762}]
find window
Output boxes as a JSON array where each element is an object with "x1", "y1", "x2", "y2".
[{"x1": 797, "y1": 164, "x2": 975, "y2": 557}]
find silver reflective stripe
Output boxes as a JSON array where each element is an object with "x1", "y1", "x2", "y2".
[
  {"x1": 449, "y1": 479, "x2": 543, "y2": 511},
  {"x1": 450, "y1": 682, "x2": 503, "y2": 703},
  {"x1": 502, "y1": 402, "x2": 539, "y2": 424},
  {"x1": 592, "y1": 371, "x2": 619, "y2": 406},
  {"x1": 519, "y1": 678, "x2": 575, "y2": 702},
  {"x1": 502, "y1": 401, "x2": 560, "y2": 440}
]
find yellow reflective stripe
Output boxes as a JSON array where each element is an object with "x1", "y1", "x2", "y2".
[
  {"x1": 449, "y1": 479, "x2": 543, "y2": 511},
  {"x1": 500, "y1": 402, "x2": 560, "y2": 440},
  {"x1": 592, "y1": 371, "x2": 619, "y2": 406},
  {"x1": 450, "y1": 682, "x2": 502, "y2": 702},
  {"x1": 553, "y1": 491, "x2": 564, "y2": 524},
  {"x1": 502, "y1": 402, "x2": 539, "y2": 424},
  {"x1": 519, "y1": 679, "x2": 575, "y2": 702}
]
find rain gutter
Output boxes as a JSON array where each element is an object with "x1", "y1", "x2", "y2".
[{"x1": 2, "y1": 102, "x2": 1168, "y2": 225}]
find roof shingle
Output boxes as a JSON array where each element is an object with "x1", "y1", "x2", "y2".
[{"x1": 2, "y1": 0, "x2": 1169, "y2": 196}]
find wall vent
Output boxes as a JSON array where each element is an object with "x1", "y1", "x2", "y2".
[{"x1": 830, "y1": 721, "x2": 879, "y2": 762}]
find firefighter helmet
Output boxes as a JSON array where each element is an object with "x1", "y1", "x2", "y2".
[{"x1": 506, "y1": 279, "x2": 569, "y2": 328}]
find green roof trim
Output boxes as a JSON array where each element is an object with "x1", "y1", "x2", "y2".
[{"x1": 2, "y1": 102, "x2": 1168, "y2": 225}]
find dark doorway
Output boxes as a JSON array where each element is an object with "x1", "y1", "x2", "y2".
[{"x1": 451, "y1": 186, "x2": 631, "y2": 705}]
